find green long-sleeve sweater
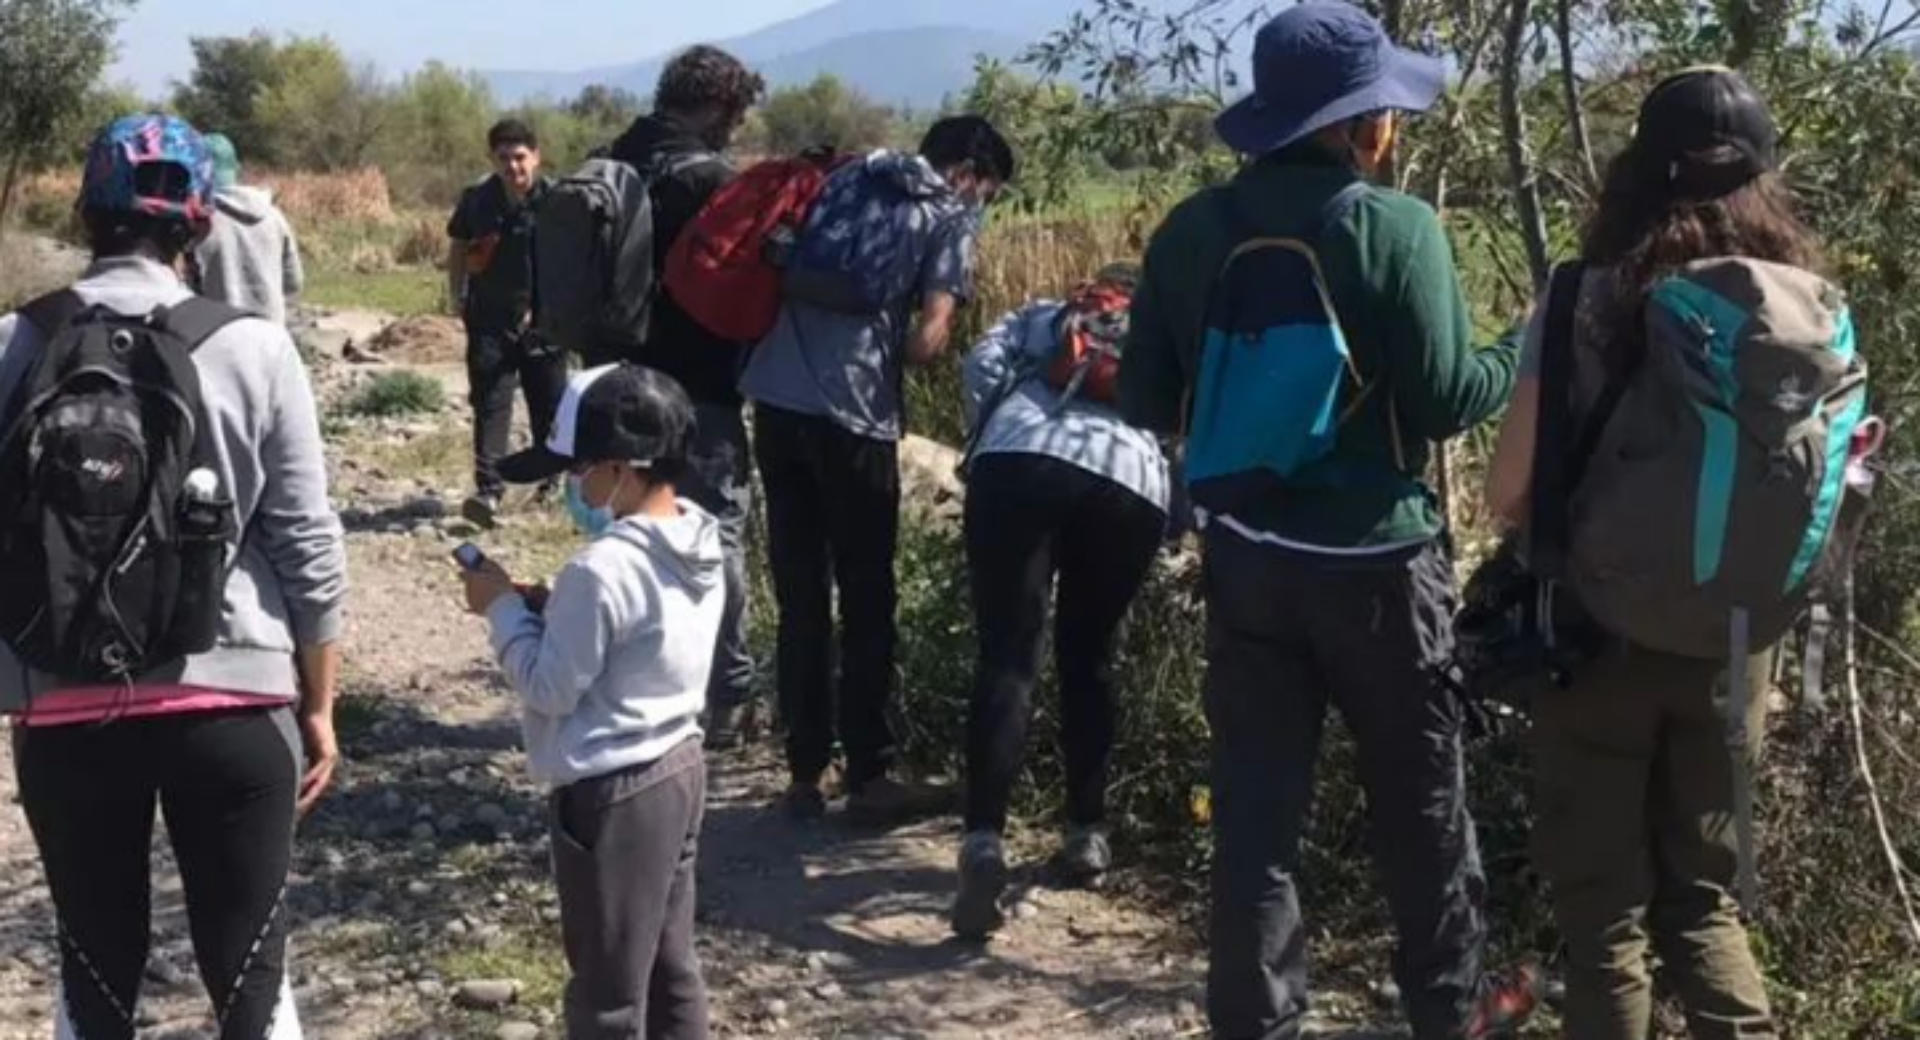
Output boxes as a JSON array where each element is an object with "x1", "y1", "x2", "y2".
[{"x1": 1120, "y1": 150, "x2": 1521, "y2": 548}]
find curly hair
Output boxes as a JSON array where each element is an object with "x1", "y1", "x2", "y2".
[{"x1": 655, "y1": 45, "x2": 766, "y2": 121}]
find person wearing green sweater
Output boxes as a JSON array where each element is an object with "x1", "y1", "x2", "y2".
[{"x1": 1120, "y1": 5, "x2": 1537, "y2": 1039}]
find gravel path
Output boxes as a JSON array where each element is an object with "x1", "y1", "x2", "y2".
[{"x1": 0, "y1": 321, "x2": 1400, "y2": 1040}]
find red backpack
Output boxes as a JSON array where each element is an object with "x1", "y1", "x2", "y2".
[
  {"x1": 662, "y1": 149, "x2": 850, "y2": 344},
  {"x1": 1046, "y1": 282, "x2": 1133, "y2": 405}
]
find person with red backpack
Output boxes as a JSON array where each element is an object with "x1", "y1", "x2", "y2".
[
  {"x1": 0, "y1": 114, "x2": 347, "y2": 1040},
  {"x1": 602, "y1": 46, "x2": 768, "y2": 748},
  {"x1": 949, "y1": 264, "x2": 1170, "y2": 939},
  {"x1": 1485, "y1": 68, "x2": 1874, "y2": 1040},
  {"x1": 739, "y1": 116, "x2": 1014, "y2": 825}
]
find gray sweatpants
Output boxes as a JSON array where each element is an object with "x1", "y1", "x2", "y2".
[
  {"x1": 1202, "y1": 531, "x2": 1488, "y2": 1040},
  {"x1": 550, "y1": 738, "x2": 709, "y2": 1040}
]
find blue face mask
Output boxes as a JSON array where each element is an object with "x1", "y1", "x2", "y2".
[{"x1": 565, "y1": 472, "x2": 617, "y2": 538}]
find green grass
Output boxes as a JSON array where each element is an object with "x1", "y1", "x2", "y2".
[
  {"x1": 438, "y1": 924, "x2": 568, "y2": 1020},
  {"x1": 341, "y1": 370, "x2": 447, "y2": 418},
  {"x1": 305, "y1": 267, "x2": 445, "y2": 317}
]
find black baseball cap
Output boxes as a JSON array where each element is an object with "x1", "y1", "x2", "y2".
[
  {"x1": 497, "y1": 363, "x2": 694, "y2": 484},
  {"x1": 1634, "y1": 66, "x2": 1778, "y2": 197}
]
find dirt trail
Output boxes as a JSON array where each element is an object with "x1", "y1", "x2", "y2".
[{"x1": 0, "y1": 311, "x2": 1399, "y2": 1040}]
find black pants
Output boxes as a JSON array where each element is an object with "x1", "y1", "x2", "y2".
[
  {"x1": 962, "y1": 454, "x2": 1163, "y2": 834},
  {"x1": 682, "y1": 403, "x2": 756, "y2": 718},
  {"x1": 1202, "y1": 531, "x2": 1487, "y2": 1040},
  {"x1": 15, "y1": 708, "x2": 303, "y2": 1040},
  {"x1": 552, "y1": 740, "x2": 708, "y2": 1040},
  {"x1": 469, "y1": 327, "x2": 568, "y2": 499},
  {"x1": 753, "y1": 404, "x2": 899, "y2": 789}
]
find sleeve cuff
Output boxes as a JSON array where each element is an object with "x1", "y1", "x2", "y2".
[
  {"x1": 291, "y1": 607, "x2": 346, "y2": 647},
  {"x1": 484, "y1": 594, "x2": 534, "y2": 652}
]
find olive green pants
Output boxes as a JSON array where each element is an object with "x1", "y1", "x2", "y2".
[{"x1": 1530, "y1": 644, "x2": 1777, "y2": 1040}]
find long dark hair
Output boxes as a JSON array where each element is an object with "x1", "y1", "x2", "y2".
[{"x1": 1582, "y1": 142, "x2": 1825, "y2": 367}]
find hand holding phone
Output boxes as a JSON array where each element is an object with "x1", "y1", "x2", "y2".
[
  {"x1": 454, "y1": 543, "x2": 487, "y2": 572},
  {"x1": 455, "y1": 543, "x2": 515, "y2": 616}
]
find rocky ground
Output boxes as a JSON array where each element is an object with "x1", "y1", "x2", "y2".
[{"x1": 0, "y1": 305, "x2": 1403, "y2": 1039}]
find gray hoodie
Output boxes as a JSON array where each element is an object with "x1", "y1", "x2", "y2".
[
  {"x1": 195, "y1": 186, "x2": 305, "y2": 325},
  {"x1": 0, "y1": 258, "x2": 349, "y2": 712},
  {"x1": 486, "y1": 503, "x2": 725, "y2": 788}
]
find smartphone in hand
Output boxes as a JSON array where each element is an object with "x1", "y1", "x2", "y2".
[{"x1": 453, "y1": 543, "x2": 488, "y2": 572}]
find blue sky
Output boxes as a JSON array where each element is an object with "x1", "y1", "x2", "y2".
[{"x1": 110, "y1": 0, "x2": 836, "y2": 94}]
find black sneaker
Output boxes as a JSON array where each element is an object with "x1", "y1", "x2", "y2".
[
  {"x1": 1052, "y1": 825, "x2": 1113, "y2": 890},
  {"x1": 1467, "y1": 964, "x2": 1543, "y2": 1040},
  {"x1": 951, "y1": 831, "x2": 1009, "y2": 941},
  {"x1": 462, "y1": 493, "x2": 502, "y2": 529}
]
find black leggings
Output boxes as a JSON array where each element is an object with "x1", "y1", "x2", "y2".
[
  {"x1": 963, "y1": 453, "x2": 1164, "y2": 834},
  {"x1": 15, "y1": 707, "x2": 302, "y2": 1040}
]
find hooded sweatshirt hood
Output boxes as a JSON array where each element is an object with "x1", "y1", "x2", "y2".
[
  {"x1": 215, "y1": 185, "x2": 275, "y2": 224},
  {"x1": 602, "y1": 503, "x2": 725, "y2": 596},
  {"x1": 865, "y1": 150, "x2": 955, "y2": 201},
  {"x1": 610, "y1": 112, "x2": 713, "y2": 166}
]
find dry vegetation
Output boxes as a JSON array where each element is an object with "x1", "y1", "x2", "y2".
[{"x1": 4, "y1": 160, "x2": 1916, "y2": 1035}]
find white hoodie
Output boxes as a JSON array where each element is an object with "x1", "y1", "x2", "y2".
[
  {"x1": 486, "y1": 503, "x2": 724, "y2": 788},
  {"x1": 195, "y1": 186, "x2": 304, "y2": 325}
]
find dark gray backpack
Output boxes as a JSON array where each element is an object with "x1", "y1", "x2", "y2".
[{"x1": 535, "y1": 152, "x2": 711, "y2": 359}]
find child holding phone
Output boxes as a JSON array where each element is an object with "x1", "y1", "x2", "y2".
[{"x1": 458, "y1": 363, "x2": 723, "y2": 1039}]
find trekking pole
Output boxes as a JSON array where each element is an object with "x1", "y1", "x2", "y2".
[{"x1": 1726, "y1": 608, "x2": 1759, "y2": 916}]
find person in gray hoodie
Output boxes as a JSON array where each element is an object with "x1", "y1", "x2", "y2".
[
  {"x1": 0, "y1": 115, "x2": 346, "y2": 1040},
  {"x1": 461, "y1": 362, "x2": 723, "y2": 1040},
  {"x1": 193, "y1": 133, "x2": 305, "y2": 325}
]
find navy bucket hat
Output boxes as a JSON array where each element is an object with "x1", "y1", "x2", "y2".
[{"x1": 1216, "y1": 2, "x2": 1447, "y2": 157}]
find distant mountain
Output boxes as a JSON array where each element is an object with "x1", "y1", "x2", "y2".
[{"x1": 485, "y1": 0, "x2": 1086, "y2": 107}]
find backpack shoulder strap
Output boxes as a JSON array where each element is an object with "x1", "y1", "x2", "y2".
[
  {"x1": 1529, "y1": 260, "x2": 1587, "y2": 577},
  {"x1": 156, "y1": 296, "x2": 253, "y2": 352},
  {"x1": 19, "y1": 291, "x2": 87, "y2": 341}
]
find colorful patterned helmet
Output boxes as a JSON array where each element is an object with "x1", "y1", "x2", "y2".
[{"x1": 80, "y1": 114, "x2": 216, "y2": 227}]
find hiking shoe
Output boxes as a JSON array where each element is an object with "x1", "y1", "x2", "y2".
[
  {"x1": 1053, "y1": 825, "x2": 1113, "y2": 889},
  {"x1": 783, "y1": 780, "x2": 828, "y2": 822},
  {"x1": 1466, "y1": 964, "x2": 1543, "y2": 1040},
  {"x1": 951, "y1": 831, "x2": 1009, "y2": 940},
  {"x1": 462, "y1": 493, "x2": 501, "y2": 529},
  {"x1": 844, "y1": 776, "x2": 955, "y2": 828}
]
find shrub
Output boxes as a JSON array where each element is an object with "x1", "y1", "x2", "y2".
[{"x1": 342, "y1": 370, "x2": 445, "y2": 419}]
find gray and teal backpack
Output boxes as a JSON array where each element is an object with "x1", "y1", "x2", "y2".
[{"x1": 1564, "y1": 257, "x2": 1868, "y2": 660}]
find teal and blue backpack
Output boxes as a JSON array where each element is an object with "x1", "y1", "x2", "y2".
[{"x1": 1183, "y1": 182, "x2": 1385, "y2": 525}]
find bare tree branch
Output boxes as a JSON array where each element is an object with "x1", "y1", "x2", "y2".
[
  {"x1": 1555, "y1": 0, "x2": 1599, "y2": 189},
  {"x1": 1499, "y1": 0, "x2": 1553, "y2": 286}
]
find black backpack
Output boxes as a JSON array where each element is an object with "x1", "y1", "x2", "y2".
[{"x1": 0, "y1": 292, "x2": 244, "y2": 687}]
